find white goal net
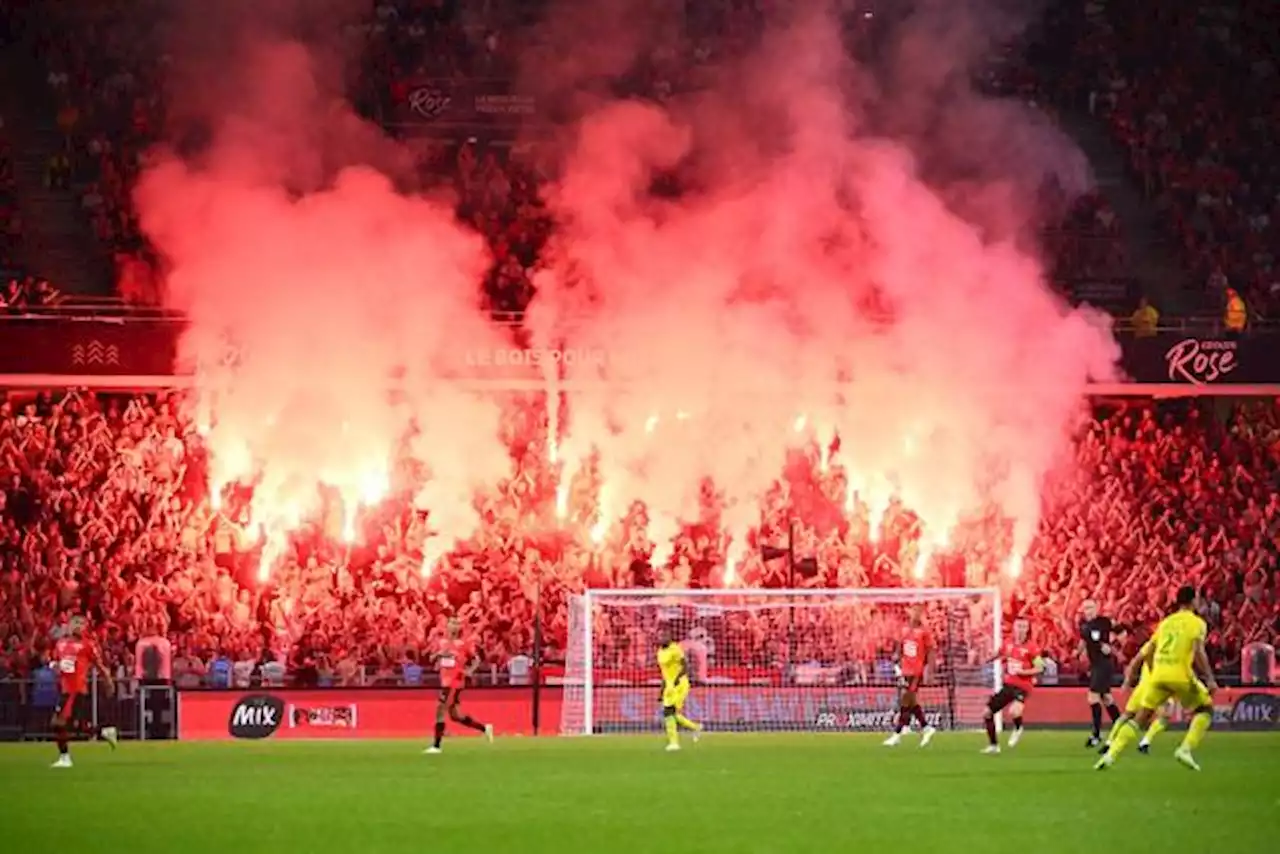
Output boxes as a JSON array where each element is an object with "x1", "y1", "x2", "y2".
[{"x1": 560, "y1": 588, "x2": 1001, "y2": 735}]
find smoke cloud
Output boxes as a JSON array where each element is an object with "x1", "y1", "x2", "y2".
[
  {"x1": 523, "y1": 0, "x2": 1118, "y2": 575},
  {"x1": 136, "y1": 2, "x2": 513, "y2": 574},
  {"x1": 134, "y1": 0, "x2": 1119, "y2": 584}
]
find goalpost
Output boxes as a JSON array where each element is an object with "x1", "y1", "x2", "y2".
[{"x1": 560, "y1": 588, "x2": 1002, "y2": 736}]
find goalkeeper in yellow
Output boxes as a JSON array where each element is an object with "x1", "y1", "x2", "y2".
[
  {"x1": 657, "y1": 626, "x2": 703, "y2": 752},
  {"x1": 1096, "y1": 585, "x2": 1217, "y2": 771}
]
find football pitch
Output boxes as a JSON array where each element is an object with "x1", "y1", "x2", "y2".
[{"x1": 1, "y1": 733, "x2": 1277, "y2": 853}]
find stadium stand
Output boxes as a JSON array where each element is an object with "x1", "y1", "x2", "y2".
[
  {"x1": 26, "y1": 0, "x2": 1139, "y2": 317},
  {"x1": 0, "y1": 390, "x2": 1275, "y2": 688},
  {"x1": 1081, "y1": 0, "x2": 1279, "y2": 320},
  {"x1": 1, "y1": 108, "x2": 64, "y2": 310},
  {"x1": 0, "y1": 1, "x2": 1274, "y2": 699}
]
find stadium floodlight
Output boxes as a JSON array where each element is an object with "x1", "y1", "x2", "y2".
[{"x1": 561, "y1": 587, "x2": 1002, "y2": 736}]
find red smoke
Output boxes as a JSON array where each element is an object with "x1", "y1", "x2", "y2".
[{"x1": 134, "y1": 0, "x2": 1119, "y2": 584}]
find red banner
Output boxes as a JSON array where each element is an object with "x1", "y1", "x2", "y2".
[
  {"x1": 178, "y1": 685, "x2": 1278, "y2": 740},
  {"x1": 178, "y1": 688, "x2": 556, "y2": 741}
]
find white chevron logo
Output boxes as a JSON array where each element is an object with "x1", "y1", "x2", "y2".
[{"x1": 69, "y1": 341, "x2": 122, "y2": 368}]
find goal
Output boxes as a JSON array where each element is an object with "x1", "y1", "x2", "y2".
[{"x1": 560, "y1": 588, "x2": 1002, "y2": 735}]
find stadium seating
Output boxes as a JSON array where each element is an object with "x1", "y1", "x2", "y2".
[
  {"x1": 33, "y1": 0, "x2": 1134, "y2": 317},
  {"x1": 1079, "y1": 0, "x2": 1280, "y2": 317},
  {"x1": 1, "y1": 114, "x2": 64, "y2": 310}
]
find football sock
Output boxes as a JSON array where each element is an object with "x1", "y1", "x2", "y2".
[
  {"x1": 455, "y1": 715, "x2": 486, "y2": 733},
  {"x1": 664, "y1": 715, "x2": 679, "y2": 747},
  {"x1": 432, "y1": 721, "x2": 445, "y2": 748},
  {"x1": 1089, "y1": 702, "x2": 1103, "y2": 737},
  {"x1": 1106, "y1": 703, "x2": 1121, "y2": 722},
  {"x1": 674, "y1": 714, "x2": 701, "y2": 731},
  {"x1": 912, "y1": 705, "x2": 927, "y2": 728},
  {"x1": 1181, "y1": 712, "x2": 1211, "y2": 752},
  {"x1": 1142, "y1": 716, "x2": 1167, "y2": 745},
  {"x1": 984, "y1": 716, "x2": 997, "y2": 745},
  {"x1": 1012, "y1": 716, "x2": 1023, "y2": 731},
  {"x1": 1108, "y1": 719, "x2": 1140, "y2": 757},
  {"x1": 1105, "y1": 716, "x2": 1127, "y2": 744},
  {"x1": 897, "y1": 707, "x2": 912, "y2": 733},
  {"x1": 55, "y1": 726, "x2": 69, "y2": 756}
]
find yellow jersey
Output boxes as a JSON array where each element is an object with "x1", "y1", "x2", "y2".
[
  {"x1": 1150, "y1": 609, "x2": 1207, "y2": 680},
  {"x1": 657, "y1": 642, "x2": 687, "y2": 688}
]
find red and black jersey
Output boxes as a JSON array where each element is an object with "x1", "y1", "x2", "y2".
[
  {"x1": 999, "y1": 641, "x2": 1040, "y2": 692},
  {"x1": 900, "y1": 627, "x2": 934, "y2": 677},
  {"x1": 438, "y1": 637, "x2": 476, "y2": 689},
  {"x1": 53, "y1": 636, "x2": 99, "y2": 696}
]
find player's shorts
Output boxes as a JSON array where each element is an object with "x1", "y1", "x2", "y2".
[
  {"x1": 901, "y1": 674, "x2": 924, "y2": 694},
  {"x1": 438, "y1": 684, "x2": 465, "y2": 707},
  {"x1": 1140, "y1": 676, "x2": 1212, "y2": 712},
  {"x1": 1087, "y1": 662, "x2": 1116, "y2": 695},
  {"x1": 662, "y1": 678, "x2": 690, "y2": 710},
  {"x1": 987, "y1": 685, "x2": 1029, "y2": 713},
  {"x1": 55, "y1": 692, "x2": 90, "y2": 725},
  {"x1": 1124, "y1": 679, "x2": 1152, "y2": 715}
]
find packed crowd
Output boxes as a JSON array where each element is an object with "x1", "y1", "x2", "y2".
[
  {"x1": 1080, "y1": 0, "x2": 1280, "y2": 319},
  {"x1": 0, "y1": 388, "x2": 1276, "y2": 690},
  {"x1": 31, "y1": 0, "x2": 1132, "y2": 315}
]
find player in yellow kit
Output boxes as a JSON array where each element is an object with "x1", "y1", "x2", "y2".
[
  {"x1": 1096, "y1": 586, "x2": 1217, "y2": 771},
  {"x1": 656, "y1": 626, "x2": 702, "y2": 752},
  {"x1": 1099, "y1": 634, "x2": 1169, "y2": 755}
]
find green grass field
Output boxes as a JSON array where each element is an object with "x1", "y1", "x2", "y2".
[{"x1": 1, "y1": 733, "x2": 1277, "y2": 853}]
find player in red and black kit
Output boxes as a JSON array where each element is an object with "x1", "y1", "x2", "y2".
[
  {"x1": 883, "y1": 606, "x2": 937, "y2": 747},
  {"x1": 51, "y1": 616, "x2": 118, "y2": 768},
  {"x1": 981, "y1": 618, "x2": 1044, "y2": 755},
  {"x1": 424, "y1": 618, "x2": 494, "y2": 754}
]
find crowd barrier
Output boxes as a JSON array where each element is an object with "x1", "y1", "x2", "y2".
[
  {"x1": 3, "y1": 681, "x2": 1274, "y2": 742},
  {"x1": 0, "y1": 679, "x2": 176, "y2": 742}
]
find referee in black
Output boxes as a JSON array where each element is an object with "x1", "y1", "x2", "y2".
[{"x1": 1079, "y1": 600, "x2": 1123, "y2": 747}]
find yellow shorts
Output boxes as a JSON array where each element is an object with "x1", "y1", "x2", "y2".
[
  {"x1": 1124, "y1": 681, "x2": 1151, "y2": 715},
  {"x1": 1140, "y1": 676, "x2": 1212, "y2": 712},
  {"x1": 662, "y1": 678, "x2": 690, "y2": 710}
]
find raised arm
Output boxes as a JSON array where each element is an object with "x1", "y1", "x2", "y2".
[{"x1": 1123, "y1": 640, "x2": 1153, "y2": 689}]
